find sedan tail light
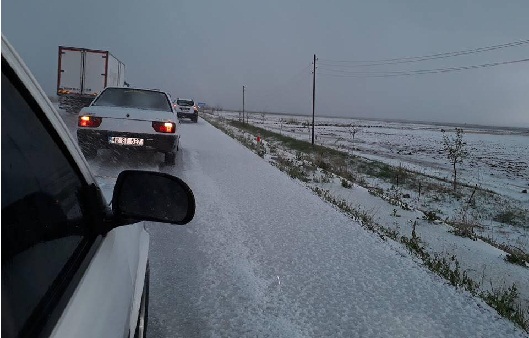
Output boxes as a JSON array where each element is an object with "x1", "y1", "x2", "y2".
[
  {"x1": 152, "y1": 121, "x2": 176, "y2": 133},
  {"x1": 78, "y1": 115, "x2": 102, "y2": 128}
]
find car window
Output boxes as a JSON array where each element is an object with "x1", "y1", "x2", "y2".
[
  {"x1": 92, "y1": 88, "x2": 172, "y2": 112},
  {"x1": 1, "y1": 68, "x2": 92, "y2": 338},
  {"x1": 176, "y1": 99, "x2": 194, "y2": 106}
]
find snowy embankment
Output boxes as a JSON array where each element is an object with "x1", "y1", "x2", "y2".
[
  {"x1": 232, "y1": 112, "x2": 529, "y2": 255},
  {"x1": 204, "y1": 112, "x2": 529, "y2": 333},
  {"x1": 217, "y1": 112, "x2": 528, "y2": 254}
]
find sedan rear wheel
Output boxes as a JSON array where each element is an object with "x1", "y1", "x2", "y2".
[{"x1": 164, "y1": 151, "x2": 176, "y2": 165}]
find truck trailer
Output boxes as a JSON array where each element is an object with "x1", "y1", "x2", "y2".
[{"x1": 57, "y1": 46, "x2": 125, "y2": 113}]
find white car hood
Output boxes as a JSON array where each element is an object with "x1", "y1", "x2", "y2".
[{"x1": 81, "y1": 105, "x2": 176, "y2": 122}]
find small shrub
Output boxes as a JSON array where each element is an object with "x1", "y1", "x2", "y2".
[
  {"x1": 451, "y1": 222, "x2": 476, "y2": 239},
  {"x1": 339, "y1": 171, "x2": 357, "y2": 183},
  {"x1": 395, "y1": 164, "x2": 408, "y2": 186},
  {"x1": 314, "y1": 152, "x2": 331, "y2": 170},
  {"x1": 287, "y1": 166, "x2": 308, "y2": 182},
  {"x1": 376, "y1": 165, "x2": 394, "y2": 179},
  {"x1": 368, "y1": 187, "x2": 384, "y2": 198},
  {"x1": 505, "y1": 252, "x2": 529, "y2": 267},
  {"x1": 295, "y1": 151, "x2": 305, "y2": 162},
  {"x1": 320, "y1": 174, "x2": 331, "y2": 183},
  {"x1": 423, "y1": 210, "x2": 440, "y2": 222},
  {"x1": 493, "y1": 210, "x2": 524, "y2": 226},
  {"x1": 503, "y1": 247, "x2": 529, "y2": 267},
  {"x1": 482, "y1": 285, "x2": 528, "y2": 331},
  {"x1": 380, "y1": 226, "x2": 399, "y2": 240},
  {"x1": 450, "y1": 204, "x2": 484, "y2": 239},
  {"x1": 481, "y1": 237, "x2": 529, "y2": 268},
  {"x1": 341, "y1": 178, "x2": 352, "y2": 188}
]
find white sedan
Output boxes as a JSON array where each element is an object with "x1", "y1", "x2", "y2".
[{"x1": 77, "y1": 87, "x2": 180, "y2": 165}]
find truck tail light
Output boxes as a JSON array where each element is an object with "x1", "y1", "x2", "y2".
[
  {"x1": 78, "y1": 115, "x2": 102, "y2": 128},
  {"x1": 152, "y1": 121, "x2": 176, "y2": 133}
]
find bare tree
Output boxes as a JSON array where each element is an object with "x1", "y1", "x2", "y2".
[
  {"x1": 442, "y1": 128, "x2": 467, "y2": 191},
  {"x1": 349, "y1": 125, "x2": 361, "y2": 141},
  {"x1": 347, "y1": 125, "x2": 361, "y2": 157}
]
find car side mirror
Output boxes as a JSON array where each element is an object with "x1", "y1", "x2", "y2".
[{"x1": 112, "y1": 170, "x2": 195, "y2": 225}]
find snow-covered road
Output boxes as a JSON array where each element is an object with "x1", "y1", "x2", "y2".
[{"x1": 68, "y1": 115, "x2": 525, "y2": 337}]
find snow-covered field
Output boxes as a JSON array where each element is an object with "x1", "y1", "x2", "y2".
[
  {"x1": 217, "y1": 112, "x2": 529, "y2": 250},
  {"x1": 224, "y1": 112, "x2": 529, "y2": 202},
  {"x1": 205, "y1": 112, "x2": 529, "y2": 324}
]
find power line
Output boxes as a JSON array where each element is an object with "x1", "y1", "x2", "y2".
[
  {"x1": 319, "y1": 39, "x2": 529, "y2": 67},
  {"x1": 276, "y1": 64, "x2": 312, "y2": 86},
  {"x1": 318, "y1": 58, "x2": 529, "y2": 78},
  {"x1": 253, "y1": 64, "x2": 312, "y2": 102}
]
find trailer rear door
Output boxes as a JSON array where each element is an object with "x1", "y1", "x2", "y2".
[
  {"x1": 83, "y1": 51, "x2": 107, "y2": 96},
  {"x1": 58, "y1": 48, "x2": 83, "y2": 94}
]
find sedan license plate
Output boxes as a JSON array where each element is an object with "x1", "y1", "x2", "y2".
[{"x1": 109, "y1": 137, "x2": 144, "y2": 146}]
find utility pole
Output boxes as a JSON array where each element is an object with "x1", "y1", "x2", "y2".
[
  {"x1": 242, "y1": 85, "x2": 245, "y2": 124},
  {"x1": 312, "y1": 54, "x2": 316, "y2": 145}
]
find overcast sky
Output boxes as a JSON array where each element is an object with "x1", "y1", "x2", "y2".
[{"x1": 3, "y1": 0, "x2": 529, "y2": 127}]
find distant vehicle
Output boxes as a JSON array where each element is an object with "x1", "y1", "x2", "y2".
[
  {"x1": 57, "y1": 46, "x2": 125, "y2": 114},
  {"x1": 2, "y1": 35, "x2": 195, "y2": 338},
  {"x1": 77, "y1": 87, "x2": 180, "y2": 165},
  {"x1": 175, "y1": 98, "x2": 198, "y2": 122}
]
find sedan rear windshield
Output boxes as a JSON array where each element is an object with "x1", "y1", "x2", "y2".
[
  {"x1": 93, "y1": 88, "x2": 172, "y2": 112},
  {"x1": 177, "y1": 99, "x2": 194, "y2": 106}
]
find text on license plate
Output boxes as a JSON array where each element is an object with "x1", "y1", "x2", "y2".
[{"x1": 109, "y1": 137, "x2": 144, "y2": 146}]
